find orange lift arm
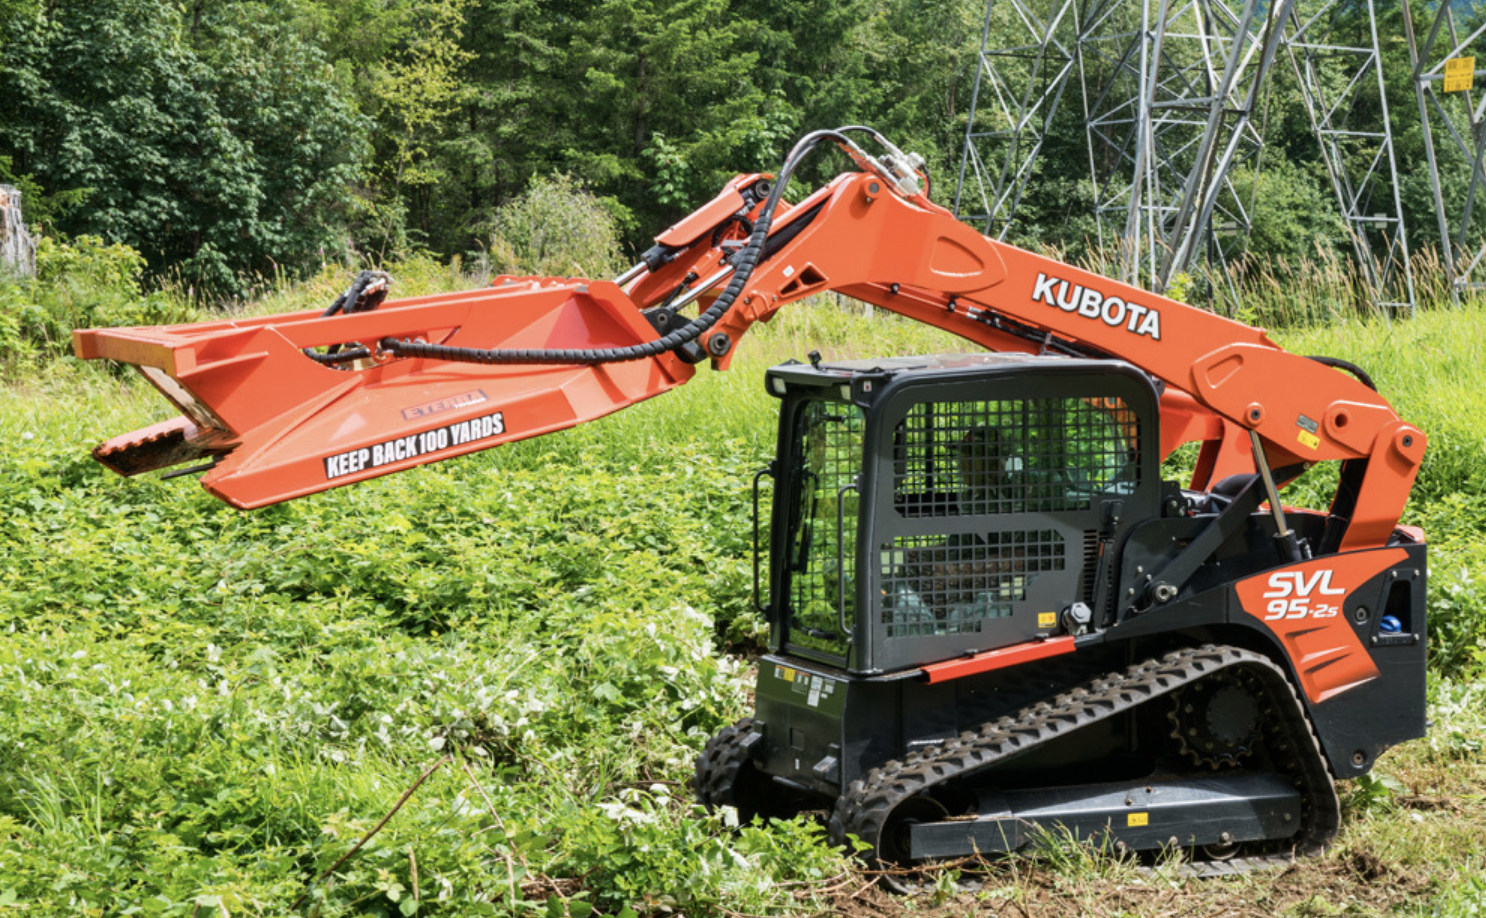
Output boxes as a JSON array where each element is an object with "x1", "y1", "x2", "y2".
[{"x1": 74, "y1": 129, "x2": 1423, "y2": 550}]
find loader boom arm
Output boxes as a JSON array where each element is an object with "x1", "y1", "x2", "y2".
[{"x1": 75, "y1": 133, "x2": 1423, "y2": 550}]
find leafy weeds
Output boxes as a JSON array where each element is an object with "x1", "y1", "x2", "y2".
[
  {"x1": 0, "y1": 283, "x2": 1484, "y2": 915},
  {"x1": 0, "y1": 366, "x2": 832, "y2": 914}
]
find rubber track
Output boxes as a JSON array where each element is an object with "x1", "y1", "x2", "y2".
[
  {"x1": 828, "y1": 644, "x2": 1340, "y2": 873},
  {"x1": 694, "y1": 717, "x2": 810, "y2": 823},
  {"x1": 694, "y1": 718, "x2": 760, "y2": 811}
]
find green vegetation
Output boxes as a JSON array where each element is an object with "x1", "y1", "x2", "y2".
[
  {"x1": 0, "y1": 256, "x2": 1483, "y2": 913},
  {"x1": 1279, "y1": 310, "x2": 1486, "y2": 677},
  {"x1": 486, "y1": 176, "x2": 626, "y2": 280},
  {"x1": 0, "y1": 0, "x2": 988, "y2": 293},
  {"x1": 0, "y1": 236, "x2": 201, "y2": 365},
  {"x1": 0, "y1": 0, "x2": 367, "y2": 294},
  {"x1": 1, "y1": 0, "x2": 1479, "y2": 308}
]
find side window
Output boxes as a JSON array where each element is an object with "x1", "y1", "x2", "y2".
[{"x1": 891, "y1": 397, "x2": 1138, "y2": 517}]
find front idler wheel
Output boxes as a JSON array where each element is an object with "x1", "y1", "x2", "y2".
[
  {"x1": 693, "y1": 718, "x2": 801, "y2": 824},
  {"x1": 831, "y1": 783, "x2": 959, "y2": 893},
  {"x1": 877, "y1": 794, "x2": 951, "y2": 867}
]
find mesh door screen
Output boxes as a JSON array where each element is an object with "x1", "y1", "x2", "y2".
[
  {"x1": 882, "y1": 530, "x2": 1064, "y2": 637},
  {"x1": 786, "y1": 399, "x2": 865, "y2": 654},
  {"x1": 882, "y1": 395, "x2": 1137, "y2": 638}
]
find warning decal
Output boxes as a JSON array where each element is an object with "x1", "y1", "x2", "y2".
[
  {"x1": 1445, "y1": 57, "x2": 1475, "y2": 93},
  {"x1": 324, "y1": 411, "x2": 506, "y2": 479}
]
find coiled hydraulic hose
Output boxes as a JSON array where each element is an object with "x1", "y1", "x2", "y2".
[
  {"x1": 376, "y1": 128, "x2": 912, "y2": 367},
  {"x1": 1308, "y1": 355, "x2": 1376, "y2": 391},
  {"x1": 303, "y1": 270, "x2": 390, "y2": 365}
]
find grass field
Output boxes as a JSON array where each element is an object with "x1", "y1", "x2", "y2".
[{"x1": 0, "y1": 273, "x2": 1483, "y2": 917}]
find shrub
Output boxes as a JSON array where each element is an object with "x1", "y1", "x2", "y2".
[
  {"x1": 0, "y1": 234, "x2": 199, "y2": 366},
  {"x1": 487, "y1": 174, "x2": 624, "y2": 279},
  {"x1": 1430, "y1": 566, "x2": 1486, "y2": 678}
]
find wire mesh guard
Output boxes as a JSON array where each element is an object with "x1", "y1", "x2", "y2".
[
  {"x1": 787, "y1": 401, "x2": 865, "y2": 653},
  {"x1": 883, "y1": 396, "x2": 1138, "y2": 639}
]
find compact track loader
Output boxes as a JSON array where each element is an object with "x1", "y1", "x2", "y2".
[{"x1": 75, "y1": 128, "x2": 1427, "y2": 870}]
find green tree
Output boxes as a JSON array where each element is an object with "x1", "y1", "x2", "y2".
[
  {"x1": 422, "y1": 0, "x2": 584, "y2": 255},
  {"x1": 566, "y1": 0, "x2": 773, "y2": 232},
  {"x1": 0, "y1": 0, "x2": 366, "y2": 293},
  {"x1": 741, "y1": 0, "x2": 868, "y2": 181},
  {"x1": 365, "y1": 0, "x2": 476, "y2": 254},
  {"x1": 857, "y1": 0, "x2": 985, "y2": 195},
  {"x1": 1230, "y1": 158, "x2": 1346, "y2": 263},
  {"x1": 188, "y1": 6, "x2": 370, "y2": 279}
]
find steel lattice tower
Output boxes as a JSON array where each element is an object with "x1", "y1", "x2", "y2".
[
  {"x1": 956, "y1": 0, "x2": 1417, "y2": 313},
  {"x1": 1404, "y1": 0, "x2": 1486, "y2": 301}
]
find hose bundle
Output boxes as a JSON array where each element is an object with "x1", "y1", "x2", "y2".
[{"x1": 376, "y1": 128, "x2": 916, "y2": 367}]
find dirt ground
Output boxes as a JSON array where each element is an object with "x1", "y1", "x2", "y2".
[{"x1": 824, "y1": 853, "x2": 1437, "y2": 918}]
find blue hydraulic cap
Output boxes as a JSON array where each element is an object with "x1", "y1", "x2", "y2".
[{"x1": 1380, "y1": 615, "x2": 1402, "y2": 634}]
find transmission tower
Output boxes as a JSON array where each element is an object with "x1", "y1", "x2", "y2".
[
  {"x1": 956, "y1": 0, "x2": 1416, "y2": 313},
  {"x1": 1083, "y1": 0, "x2": 1294, "y2": 297},
  {"x1": 1286, "y1": 0, "x2": 1415, "y2": 313},
  {"x1": 953, "y1": 0, "x2": 1088, "y2": 240},
  {"x1": 1403, "y1": 0, "x2": 1486, "y2": 301}
]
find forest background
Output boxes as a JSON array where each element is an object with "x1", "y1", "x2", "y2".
[{"x1": 0, "y1": 0, "x2": 1458, "y2": 301}]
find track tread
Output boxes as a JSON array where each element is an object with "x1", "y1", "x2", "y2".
[
  {"x1": 694, "y1": 717, "x2": 762, "y2": 814},
  {"x1": 827, "y1": 644, "x2": 1340, "y2": 870}
]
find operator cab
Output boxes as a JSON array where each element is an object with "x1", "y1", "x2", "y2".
[{"x1": 760, "y1": 353, "x2": 1162, "y2": 675}]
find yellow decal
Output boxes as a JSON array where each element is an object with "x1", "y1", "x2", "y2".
[
  {"x1": 781, "y1": 668, "x2": 795, "y2": 682},
  {"x1": 1127, "y1": 812, "x2": 1149, "y2": 827},
  {"x1": 1297, "y1": 429, "x2": 1321, "y2": 451},
  {"x1": 1038, "y1": 611, "x2": 1058, "y2": 629},
  {"x1": 1446, "y1": 57, "x2": 1475, "y2": 93}
]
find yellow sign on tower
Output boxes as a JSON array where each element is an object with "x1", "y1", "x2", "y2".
[{"x1": 1445, "y1": 57, "x2": 1475, "y2": 93}]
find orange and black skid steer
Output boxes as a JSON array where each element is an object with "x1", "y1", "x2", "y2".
[{"x1": 76, "y1": 127, "x2": 1427, "y2": 871}]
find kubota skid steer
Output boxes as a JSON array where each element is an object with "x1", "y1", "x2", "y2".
[{"x1": 75, "y1": 128, "x2": 1427, "y2": 871}]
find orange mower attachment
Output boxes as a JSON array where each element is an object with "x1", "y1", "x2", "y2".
[{"x1": 74, "y1": 274, "x2": 696, "y2": 508}]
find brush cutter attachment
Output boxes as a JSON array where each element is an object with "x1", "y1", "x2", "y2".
[{"x1": 74, "y1": 276, "x2": 695, "y2": 508}]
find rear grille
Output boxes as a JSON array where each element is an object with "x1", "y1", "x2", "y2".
[{"x1": 1081, "y1": 530, "x2": 1099, "y2": 606}]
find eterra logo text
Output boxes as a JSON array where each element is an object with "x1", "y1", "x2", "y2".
[{"x1": 1032, "y1": 272, "x2": 1162, "y2": 340}]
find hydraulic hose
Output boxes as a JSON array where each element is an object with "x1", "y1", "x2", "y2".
[
  {"x1": 378, "y1": 128, "x2": 895, "y2": 367},
  {"x1": 1307, "y1": 355, "x2": 1376, "y2": 391},
  {"x1": 834, "y1": 125, "x2": 932, "y2": 196},
  {"x1": 303, "y1": 270, "x2": 389, "y2": 365}
]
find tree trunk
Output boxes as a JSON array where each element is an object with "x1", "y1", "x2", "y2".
[{"x1": 0, "y1": 185, "x2": 36, "y2": 278}]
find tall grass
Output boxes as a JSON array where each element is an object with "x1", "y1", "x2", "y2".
[
  {"x1": 1270, "y1": 297, "x2": 1486, "y2": 507},
  {"x1": 1054, "y1": 239, "x2": 1472, "y2": 326},
  {"x1": 1222, "y1": 245, "x2": 1465, "y2": 325}
]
